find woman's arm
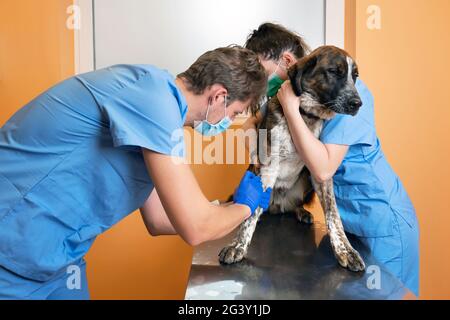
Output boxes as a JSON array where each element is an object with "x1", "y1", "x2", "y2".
[
  {"x1": 277, "y1": 81, "x2": 349, "y2": 183},
  {"x1": 142, "y1": 148, "x2": 251, "y2": 246}
]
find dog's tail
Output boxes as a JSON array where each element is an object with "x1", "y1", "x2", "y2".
[
  {"x1": 302, "y1": 167, "x2": 316, "y2": 206},
  {"x1": 303, "y1": 188, "x2": 315, "y2": 206}
]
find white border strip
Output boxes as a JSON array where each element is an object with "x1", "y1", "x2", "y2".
[
  {"x1": 325, "y1": 0, "x2": 346, "y2": 49},
  {"x1": 74, "y1": 0, "x2": 95, "y2": 74}
]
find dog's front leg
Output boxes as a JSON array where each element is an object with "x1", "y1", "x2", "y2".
[
  {"x1": 219, "y1": 127, "x2": 282, "y2": 264},
  {"x1": 219, "y1": 165, "x2": 279, "y2": 265},
  {"x1": 219, "y1": 208, "x2": 264, "y2": 264},
  {"x1": 312, "y1": 178, "x2": 365, "y2": 272}
]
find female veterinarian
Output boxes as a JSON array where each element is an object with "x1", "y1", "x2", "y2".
[
  {"x1": 243, "y1": 23, "x2": 420, "y2": 296},
  {"x1": 0, "y1": 47, "x2": 272, "y2": 300}
]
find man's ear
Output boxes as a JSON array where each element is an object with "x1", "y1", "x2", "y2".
[
  {"x1": 210, "y1": 85, "x2": 228, "y2": 103},
  {"x1": 288, "y1": 55, "x2": 317, "y2": 97}
]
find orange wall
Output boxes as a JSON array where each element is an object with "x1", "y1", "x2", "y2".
[
  {"x1": 350, "y1": 0, "x2": 450, "y2": 299},
  {"x1": 0, "y1": 0, "x2": 74, "y2": 124},
  {"x1": 85, "y1": 214, "x2": 193, "y2": 299}
]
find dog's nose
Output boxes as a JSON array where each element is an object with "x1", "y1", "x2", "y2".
[{"x1": 349, "y1": 98, "x2": 362, "y2": 109}]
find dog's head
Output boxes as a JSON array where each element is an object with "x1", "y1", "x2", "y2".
[{"x1": 288, "y1": 46, "x2": 362, "y2": 116}]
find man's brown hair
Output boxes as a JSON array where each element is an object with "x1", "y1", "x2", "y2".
[{"x1": 178, "y1": 46, "x2": 267, "y2": 115}]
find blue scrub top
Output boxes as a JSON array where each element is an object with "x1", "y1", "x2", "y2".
[
  {"x1": 320, "y1": 79, "x2": 417, "y2": 238},
  {"x1": 0, "y1": 65, "x2": 188, "y2": 281}
]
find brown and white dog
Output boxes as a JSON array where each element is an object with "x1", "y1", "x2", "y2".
[{"x1": 219, "y1": 46, "x2": 366, "y2": 272}]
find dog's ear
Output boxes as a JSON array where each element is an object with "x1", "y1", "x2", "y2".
[{"x1": 288, "y1": 55, "x2": 318, "y2": 97}]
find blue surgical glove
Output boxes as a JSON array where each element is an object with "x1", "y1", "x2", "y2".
[
  {"x1": 233, "y1": 171, "x2": 264, "y2": 216},
  {"x1": 259, "y1": 187, "x2": 273, "y2": 211}
]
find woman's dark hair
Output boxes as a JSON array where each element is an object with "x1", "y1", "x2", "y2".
[
  {"x1": 245, "y1": 23, "x2": 310, "y2": 61},
  {"x1": 178, "y1": 46, "x2": 267, "y2": 115}
]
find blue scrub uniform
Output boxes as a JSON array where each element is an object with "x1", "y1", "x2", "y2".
[
  {"x1": 320, "y1": 79, "x2": 420, "y2": 296},
  {"x1": 0, "y1": 65, "x2": 188, "y2": 299},
  {"x1": 0, "y1": 259, "x2": 90, "y2": 300}
]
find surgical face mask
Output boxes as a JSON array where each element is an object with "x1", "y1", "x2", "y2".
[
  {"x1": 194, "y1": 96, "x2": 232, "y2": 136},
  {"x1": 267, "y1": 60, "x2": 286, "y2": 98}
]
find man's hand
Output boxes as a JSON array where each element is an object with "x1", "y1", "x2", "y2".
[
  {"x1": 233, "y1": 171, "x2": 273, "y2": 216},
  {"x1": 233, "y1": 171, "x2": 262, "y2": 215},
  {"x1": 259, "y1": 187, "x2": 273, "y2": 212}
]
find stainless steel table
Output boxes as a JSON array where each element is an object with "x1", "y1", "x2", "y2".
[{"x1": 185, "y1": 213, "x2": 415, "y2": 300}]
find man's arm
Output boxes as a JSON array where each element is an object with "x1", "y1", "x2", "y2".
[
  {"x1": 142, "y1": 148, "x2": 251, "y2": 246},
  {"x1": 140, "y1": 190, "x2": 232, "y2": 237},
  {"x1": 140, "y1": 189, "x2": 177, "y2": 236}
]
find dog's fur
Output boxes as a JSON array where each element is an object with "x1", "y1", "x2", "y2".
[{"x1": 219, "y1": 46, "x2": 366, "y2": 272}]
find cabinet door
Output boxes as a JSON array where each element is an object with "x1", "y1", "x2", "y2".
[{"x1": 93, "y1": 0, "x2": 325, "y2": 74}]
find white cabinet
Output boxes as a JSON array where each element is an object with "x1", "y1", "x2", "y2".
[{"x1": 91, "y1": 0, "x2": 326, "y2": 74}]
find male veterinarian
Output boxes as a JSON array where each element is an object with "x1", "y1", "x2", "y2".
[
  {"x1": 243, "y1": 23, "x2": 420, "y2": 296},
  {"x1": 0, "y1": 47, "x2": 272, "y2": 300}
]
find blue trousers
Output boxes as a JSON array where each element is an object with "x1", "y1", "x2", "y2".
[
  {"x1": 0, "y1": 259, "x2": 90, "y2": 300},
  {"x1": 359, "y1": 210, "x2": 420, "y2": 297}
]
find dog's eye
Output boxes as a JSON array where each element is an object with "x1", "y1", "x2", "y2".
[
  {"x1": 327, "y1": 68, "x2": 343, "y2": 77},
  {"x1": 327, "y1": 68, "x2": 339, "y2": 74}
]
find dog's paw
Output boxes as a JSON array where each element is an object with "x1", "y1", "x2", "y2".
[
  {"x1": 346, "y1": 248, "x2": 366, "y2": 272},
  {"x1": 218, "y1": 245, "x2": 246, "y2": 265},
  {"x1": 336, "y1": 247, "x2": 366, "y2": 272},
  {"x1": 295, "y1": 208, "x2": 314, "y2": 225}
]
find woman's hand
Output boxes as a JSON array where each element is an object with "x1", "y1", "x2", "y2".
[{"x1": 277, "y1": 81, "x2": 301, "y2": 117}]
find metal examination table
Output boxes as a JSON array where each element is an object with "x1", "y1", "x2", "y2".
[{"x1": 185, "y1": 213, "x2": 416, "y2": 300}]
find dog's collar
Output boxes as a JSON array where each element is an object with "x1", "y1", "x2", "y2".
[{"x1": 300, "y1": 108, "x2": 321, "y2": 120}]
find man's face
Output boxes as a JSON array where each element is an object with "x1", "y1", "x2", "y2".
[
  {"x1": 206, "y1": 97, "x2": 250, "y2": 124},
  {"x1": 227, "y1": 100, "x2": 251, "y2": 121}
]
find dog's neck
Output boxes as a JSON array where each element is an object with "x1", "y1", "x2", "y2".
[
  {"x1": 299, "y1": 93, "x2": 335, "y2": 121},
  {"x1": 299, "y1": 108, "x2": 322, "y2": 121}
]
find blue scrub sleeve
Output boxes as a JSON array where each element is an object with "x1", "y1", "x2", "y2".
[
  {"x1": 320, "y1": 79, "x2": 377, "y2": 147},
  {"x1": 100, "y1": 73, "x2": 186, "y2": 157}
]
